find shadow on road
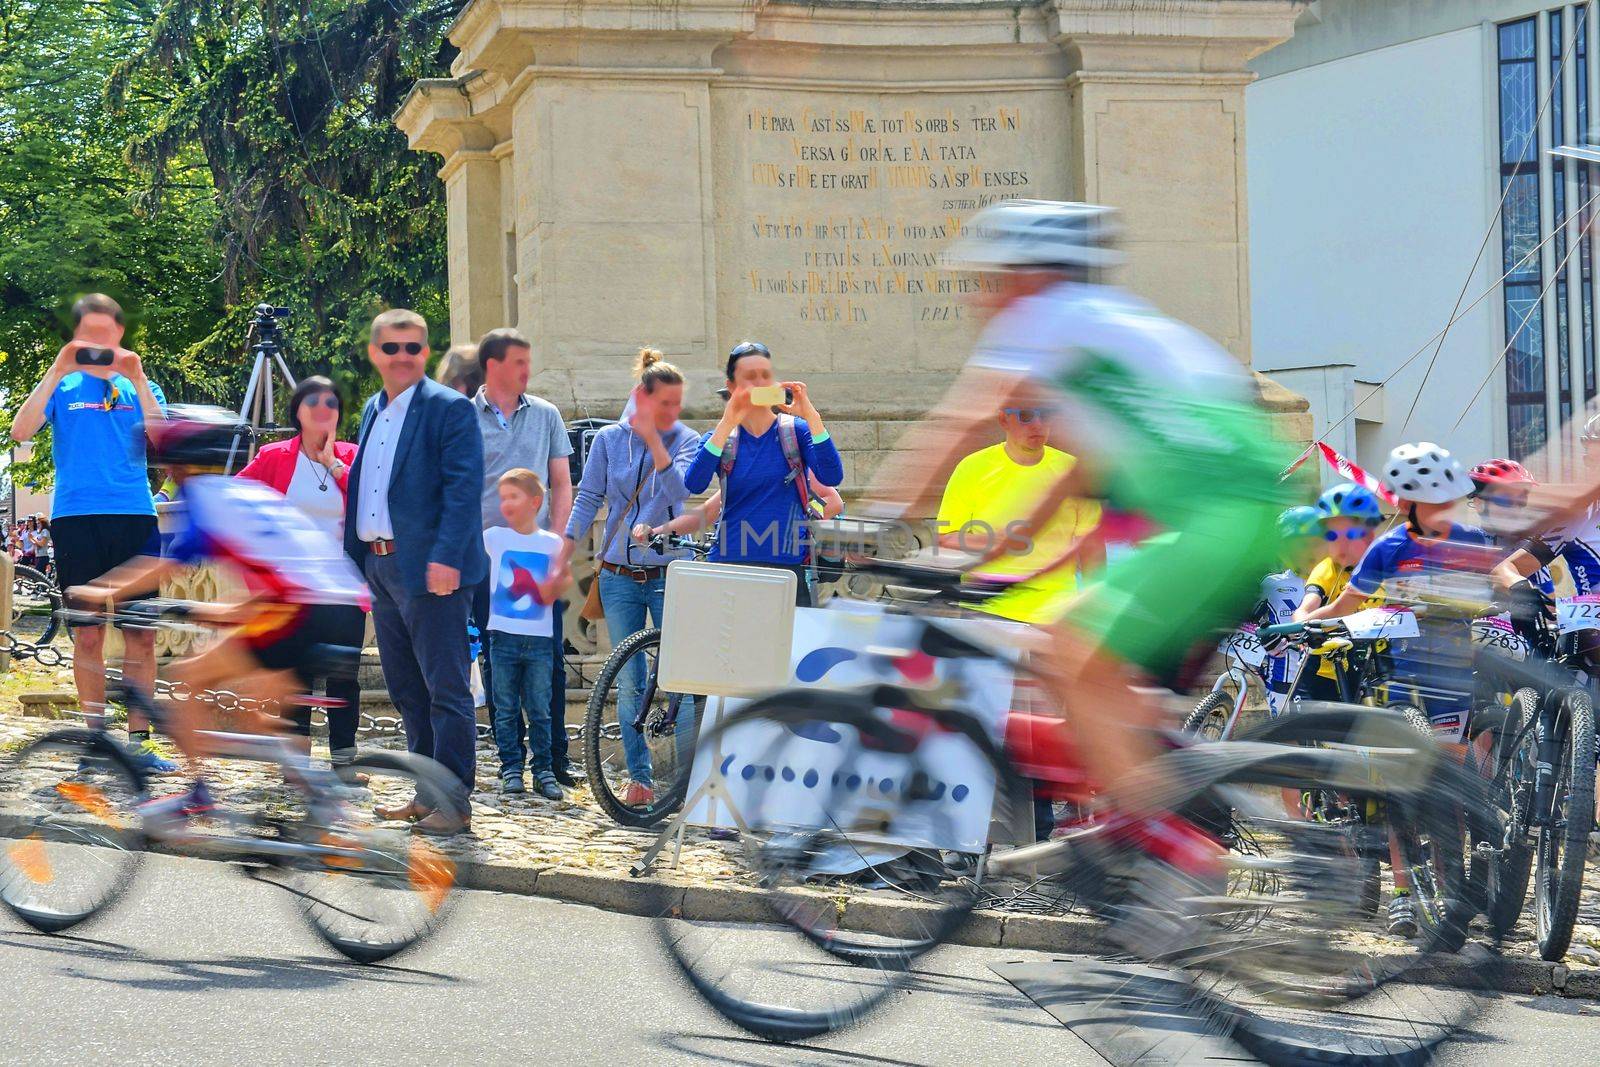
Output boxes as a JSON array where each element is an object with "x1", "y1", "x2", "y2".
[
  {"x1": 0, "y1": 929, "x2": 464, "y2": 994},
  {"x1": 658, "y1": 1032, "x2": 924, "y2": 1067}
]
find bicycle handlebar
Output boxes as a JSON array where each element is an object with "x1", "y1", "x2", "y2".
[{"x1": 645, "y1": 532, "x2": 713, "y2": 558}]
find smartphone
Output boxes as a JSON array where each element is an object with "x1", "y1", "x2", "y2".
[
  {"x1": 75, "y1": 346, "x2": 115, "y2": 367},
  {"x1": 749, "y1": 385, "x2": 792, "y2": 407}
]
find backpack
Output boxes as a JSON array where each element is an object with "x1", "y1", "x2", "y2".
[{"x1": 718, "y1": 414, "x2": 827, "y2": 560}]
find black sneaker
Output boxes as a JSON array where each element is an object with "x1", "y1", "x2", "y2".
[
  {"x1": 501, "y1": 775, "x2": 526, "y2": 795},
  {"x1": 533, "y1": 771, "x2": 565, "y2": 801},
  {"x1": 552, "y1": 763, "x2": 580, "y2": 788}
]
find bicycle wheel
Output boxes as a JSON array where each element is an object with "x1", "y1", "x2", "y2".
[
  {"x1": 282, "y1": 750, "x2": 462, "y2": 963},
  {"x1": 1479, "y1": 689, "x2": 1535, "y2": 938},
  {"x1": 584, "y1": 628, "x2": 697, "y2": 828},
  {"x1": 1534, "y1": 688, "x2": 1595, "y2": 961},
  {"x1": 653, "y1": 687, "x2": 1025, "y2": 1041},
  {"x1": 1182, "y1": 689, "x2": 1240, "y2": 740},
  {"x1": 0, "y1": 729, "x2": 145, "y2": 932},
  {"x1": 1175, "y1": 728, "x2": 1495, "y2": 1066},
  {"x1": 1382, "y1": 702, "x2": 1473, "y2": 951},
  {"x1": 10, "y1": 564, "x2": 61, "y2": 649}
]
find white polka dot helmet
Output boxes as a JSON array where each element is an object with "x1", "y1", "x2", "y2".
[{"x1": 1381, "y1": 442, "x2": 1472, "y2": 505}]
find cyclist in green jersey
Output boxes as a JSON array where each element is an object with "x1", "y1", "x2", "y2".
[{"x1": 874, "y1": 200, "x2": 1294, "y2": 863}]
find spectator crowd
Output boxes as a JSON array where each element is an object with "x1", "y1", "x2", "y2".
[{"x1": 10, "y1": 292, "x2": 1104, "y2": 835}]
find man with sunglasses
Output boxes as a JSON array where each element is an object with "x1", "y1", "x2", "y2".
[
  {"x1": 345, "y1": 308, "x2": 488, "y2": 835},
  {"x1": 10, "y1": 292, "x2": 174, "y2": 775},
  {"x1": 935, "y1": 403, "x2": 1103, "y2": 626}
]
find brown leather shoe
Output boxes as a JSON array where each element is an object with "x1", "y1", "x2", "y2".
[
  {"x1": 374, "y1": 799, "x2": 430, "y2": 823},
  {"x1": 413, "y1": 810, "x2": 471, "y2": 836}
]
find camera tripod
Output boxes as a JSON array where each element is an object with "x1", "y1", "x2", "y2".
[{"x1": 227, "y1": 304, "x2": 298, "y2": 472}]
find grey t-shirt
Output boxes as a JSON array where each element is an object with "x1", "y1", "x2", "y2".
[{"x1": 474, "y1": 390, "x2": 573, "y2": 529}]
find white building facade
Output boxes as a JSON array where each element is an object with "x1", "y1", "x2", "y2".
[{"x1": 1249, "y1": 0, "x2": 1600, "y2": 474}]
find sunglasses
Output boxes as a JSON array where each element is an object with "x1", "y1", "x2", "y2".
[
  {"x1": 1002, "y1": 408, "x2": 1049, "y2": 424},
  {"x1": 379, "y1": 341, "x2": 425, "y2": 356},
  {"x1": 1480, "y1": 493, "x2": 1529, "y2": 509},
  {"x1": 301, "y1": 393, "x2": 339, "y2": 410},
  {"x1": 1323, "y1": 528, "x2": 1375, "y2": 541}
]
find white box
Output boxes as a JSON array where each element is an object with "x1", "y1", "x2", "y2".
[{"x1": 657, "y1": 560, "x2": 797, "y2": 697}]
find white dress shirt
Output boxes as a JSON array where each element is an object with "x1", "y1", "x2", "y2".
[{"x1": 355, "y1": 383, "x2": 417, "y2": 542}]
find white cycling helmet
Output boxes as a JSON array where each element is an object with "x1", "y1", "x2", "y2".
[
  {"x1": 947, "y1": 199, "x2": 1121, "y2": 272},
  {"x1": 1381, "y1": 442, "x2": 1472, "y2": 504}
]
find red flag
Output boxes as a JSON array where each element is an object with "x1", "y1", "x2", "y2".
[{"x1": 1317, "y1": 442, "x2": 1399, "y2": 506}]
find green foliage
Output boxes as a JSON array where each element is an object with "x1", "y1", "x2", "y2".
[{"x1": 0, "y1": 0, "x2": 465, "y2": 492}]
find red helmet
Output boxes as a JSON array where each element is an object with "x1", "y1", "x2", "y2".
[{"x1": 1470, "y1": 458, "x2": 1536, "y2": 486}]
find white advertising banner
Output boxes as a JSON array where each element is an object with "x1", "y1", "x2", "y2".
[{"x1": 683, "y1": 605, "x2": 1018, "y2": 854}]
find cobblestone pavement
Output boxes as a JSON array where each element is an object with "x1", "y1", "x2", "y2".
[{"x1": 2, "y1": 659, "x2": 1599, "y2": 973}]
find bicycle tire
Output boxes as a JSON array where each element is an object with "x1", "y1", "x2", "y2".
[
  {"x1": 1535, "y1": 688, "x2": 1595, "y2": 962},
  {"x1": 0, "y1": 728, "x2": 145, "y2": 933},
  {"x1": 583, "y1": 627, "x2": 693, "y2": 828},
  {"x1": 1183, "y1": 689, "x2": 1240, "y2": 740},
  {"x1": 10, "y1": 564, "x2": 61, "y2": 648},
  {"x1": 286, "y1": 749, "x2": 463, "y2": 964},
  {"x1": 1481, "y1": 688, "x2": 1536, "y2": 938},
  {"x1": 1381, "y1": 702, "x2": 1474, "y2": 952},
  {"x1": 653, "y1": 686, "x2": 1024, "y2": 1041}
]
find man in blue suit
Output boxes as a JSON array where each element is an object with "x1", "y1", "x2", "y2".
[{"x1": 345, "y1": 308, "x2": 487, "y2": 834}]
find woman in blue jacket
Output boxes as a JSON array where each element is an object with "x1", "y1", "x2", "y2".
[{"x1": 678, "y1": 341, "x2": 845, "y2": 606}]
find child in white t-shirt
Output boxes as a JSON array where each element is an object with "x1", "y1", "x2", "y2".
[{"x1": 483, "y1": 468, "x2": 566, "y2": 800}]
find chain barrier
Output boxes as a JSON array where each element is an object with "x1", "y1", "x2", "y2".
[{"x1": 2, "y1": 629, "x2": 463, "y2": 738}]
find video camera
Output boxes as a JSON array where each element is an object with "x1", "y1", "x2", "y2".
[{"x1": 251, "y1": 303, "x2": 291, "y2": 340}]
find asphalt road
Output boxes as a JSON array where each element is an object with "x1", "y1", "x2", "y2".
[{"x1": 0, "y1": 852, "x2": 1597, "y2": 1066}]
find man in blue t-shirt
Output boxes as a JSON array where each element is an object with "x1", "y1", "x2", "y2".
[{"x1": 10, "y1": 293, "x2": 173, "y2": 774}]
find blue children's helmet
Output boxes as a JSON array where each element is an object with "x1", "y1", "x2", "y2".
[
  {"x1": 1277, "y1": 505, "x2": 1322, "y2": 540},
  {"x1": 1315, "y1": 482, "x2": 1383, "y2": 525}
]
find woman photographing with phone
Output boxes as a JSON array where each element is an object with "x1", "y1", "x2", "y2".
[{"x1": 678, "y1": 341, "x2": 844, "y2": 606}]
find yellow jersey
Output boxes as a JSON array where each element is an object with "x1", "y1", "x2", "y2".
[
  {"x1": 1305, "y1": 555, "x2": 1382, "y2": 679},
  {"x1": 936, "y1": 444, "x2": 1102, "y2": 624}
]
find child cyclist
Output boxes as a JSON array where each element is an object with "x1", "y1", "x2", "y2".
[
  {"x1": 1304, "y1": 442, "x2": 1500, "y2": 936},
  {"x1": 1253, "y1": 506, "x2": 1321, "y2": 714},
  {"x1": 67, "y1": 406, "x2": 372, "y2": 826}
]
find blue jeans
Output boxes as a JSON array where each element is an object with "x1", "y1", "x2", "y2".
[
  {"x1": 488, "y1": 631, "x2": 556, "y2": 779},
  {"x1": 476, "y1": 582, "x2": 571, "y2": 773},
  {"x1": 599, "y1": 570, "x2": 698, "y2": 787}
]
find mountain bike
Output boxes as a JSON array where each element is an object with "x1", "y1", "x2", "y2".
[
  {"x1": 1477, "y1": 591, "x2": 1599, "y2": 961},
  {"x1": 653, "y1": 559, "x2": 1498, "y2": 1065},
  {"x1": 0, "y1": 600, "x2": 463, "y2": 963},
  {"x1": 583, "y1": 533, "x2": 711, "y2": 828}
]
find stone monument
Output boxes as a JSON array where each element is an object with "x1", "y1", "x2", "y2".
[{"x1": 397, "y1": 0, "x2": 1312, "y2": 490}]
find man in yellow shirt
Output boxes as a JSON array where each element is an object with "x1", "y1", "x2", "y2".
[{"x1": 936, "y1": 404, "x2": 1104, "y2": 624}]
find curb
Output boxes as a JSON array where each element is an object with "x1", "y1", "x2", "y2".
[{"x1": 145, "y1": 841, "x2": 1600, "y2": 1000}]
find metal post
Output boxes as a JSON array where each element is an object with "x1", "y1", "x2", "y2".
[{"x1": 0, "y1": 551, "x2": 15, "y2": 673}]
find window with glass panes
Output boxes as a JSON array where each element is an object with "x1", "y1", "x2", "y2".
[{"x1": 1499, "y1": 8, "x2": 1600, "y2": 458}]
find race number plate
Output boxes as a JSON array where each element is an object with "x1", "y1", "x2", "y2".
[
  {"x1": 1557, "y1": 594, "x2": 1600, "y2": 634},
  {"x1": 1219, "y1": 624, "x2": 1266, "y2": 669},
  {"x1": 1470, "y1": 615, "x2": 1530, "y2": 661},
  {"x1": 1342, "y1": 606, "x2": 1420, "y2": 640}
]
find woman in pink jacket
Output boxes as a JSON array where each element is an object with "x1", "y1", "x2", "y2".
[{"x1": 236, "y1": 376, "x2": 364, "y2": 772}]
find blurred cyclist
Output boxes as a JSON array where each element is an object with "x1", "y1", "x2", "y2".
[
  {"x1": 69, "y1": 406, "x2": 371, "y2": 826},
  {"x1": 873, "y1": 199, "x2": 1293, "y2": 875}
]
